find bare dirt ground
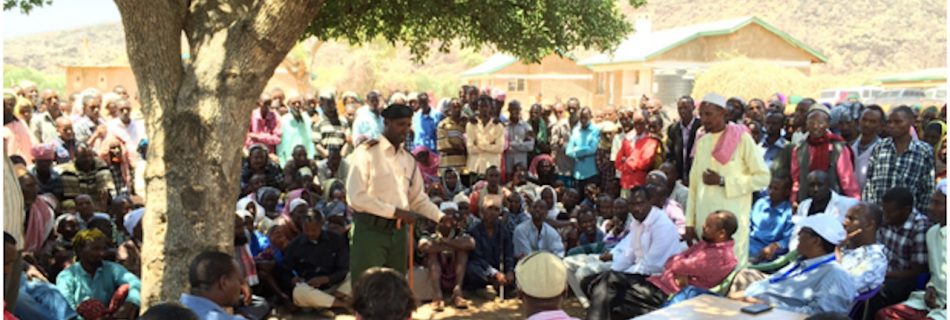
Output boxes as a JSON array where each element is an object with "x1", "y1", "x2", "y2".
[{"x1": 271, "y1": 296, "x2": 587, "y2": 320}]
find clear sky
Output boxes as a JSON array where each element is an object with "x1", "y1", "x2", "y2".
[{"x1": 2, "y1": 0, "x2": 120, "y2": 40}]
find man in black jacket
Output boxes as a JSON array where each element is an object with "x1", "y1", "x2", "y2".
[{"x1": 665, "y1": 96, "x2": 701, "y2": 185}]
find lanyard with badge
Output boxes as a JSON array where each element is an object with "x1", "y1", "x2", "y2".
[{"x1": 768, "y1": 256, "x2": 836, "y2": 284}]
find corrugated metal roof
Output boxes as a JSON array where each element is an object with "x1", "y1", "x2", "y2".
[
  {"x1": 460, "y1": 54, "x2": 518, "y2": 78},
  {"x1": 578, "y1": 16, "x2": 827, "y2": 66},
  {"x1": 875, "y1": 68, "x2": 947, "y2": 83}
]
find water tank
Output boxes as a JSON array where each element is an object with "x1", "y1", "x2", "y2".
[{"x1": 654, "y1": 69, "x2": 694, "y2": 109}]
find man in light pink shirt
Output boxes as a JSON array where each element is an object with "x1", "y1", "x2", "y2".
[
  {"x1": 244, "y1": 93, "x2": 281, "y2": 153},
  {"x1": 584, "y1": 210, "x2": 737, "y2": 319},
  {"x1": 516, "y1": 251, "x2": 580, "y2": 320}
]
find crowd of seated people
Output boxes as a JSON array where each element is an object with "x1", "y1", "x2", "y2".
[{"x1": 3, "y1": 82, "x2": 946, "y2": 319}]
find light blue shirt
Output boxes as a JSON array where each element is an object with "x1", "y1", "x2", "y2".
[
  {"x1": 566, "y1": 124, "x2": 600, "y2": 180},
  {"x1": 15, "y1": 273, "x2": 77, "y2": 320},
  {"x1": 412, "y1": 108, "x2": 443, "y2": 151},
  {"x1": 276, "y1": 112, "x2": 315, "y2": 165},
  {"x1": 180, "y1": 294, "x2": 247, "y2": 320},
  {"x1": 352, "y1": 106, "x2": 383, "y2": 144},
  {"x1": 748, "y1": 197, "x2": 794, "y2": 260},
  {"x1": 513, "y1": 220, "x2": 565, "y2": 258},
  {"x1": 745, "y1": 253, "x2": 857, "y2": 315},
  {"x1": 55, "y1": 261, "x2": 142, "y2": 310},
  {"x1": 760, "y1": 135, "x2": 787, "y2": 168}
]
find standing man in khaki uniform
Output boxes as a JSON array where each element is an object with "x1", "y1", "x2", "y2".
[{"x1": 347, "y1": 104, "x2": 444, "y2": 281}]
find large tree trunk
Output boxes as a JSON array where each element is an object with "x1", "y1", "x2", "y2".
[{"x1": 114, "y1": 0, "x2": 323, "y2": 309}]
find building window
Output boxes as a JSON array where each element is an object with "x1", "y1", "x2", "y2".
[
  {"x1": 596, "y1": 73, "x2": 607, "y2": 94},
  {"x1": 633, "y1": 71, "x2": 640, "y2": 85},
  {"x1": 507, "y1": 78, "x2": 526, "y2": 92}
]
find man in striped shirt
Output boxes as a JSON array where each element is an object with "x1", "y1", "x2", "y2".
[
  {"x1": 437, "y1": 99, "x2": 468, "y2": 179},
  {"x1": 312, "y1": 92, "x2": 349, "y2": 159}
]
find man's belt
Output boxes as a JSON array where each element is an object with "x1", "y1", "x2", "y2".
[{"x1": 353, "y1": 212, "x2": 398, "y2": 229}]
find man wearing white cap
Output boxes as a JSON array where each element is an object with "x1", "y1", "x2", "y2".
[
  {"x1": 515, "y1": 251, "x2": 579, "y2": 320},
  {"x1": 738, "y1": 214, "x2": 857, "y2": 315},
  {"x1": 685, "y1": 93, "x2": 770, "y2": 265}
]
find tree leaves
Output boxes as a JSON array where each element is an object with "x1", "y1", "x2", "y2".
[
  {"x1": 305, "y1": 0, "x2": 640, "y2": 63},
  {"x1": 3, "y1": 0, "x2": 50, "y2": 14}
]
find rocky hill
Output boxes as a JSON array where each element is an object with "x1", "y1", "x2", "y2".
[
  {"x1": 619, "y1": 0, "x2": 947, "y2": 74},
  {"x1": 4, "y1": 0, "x2": 946, "y2": 81}
]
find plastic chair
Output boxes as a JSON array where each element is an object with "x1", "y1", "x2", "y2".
[
  {"x1": 749, "y1": 250, "x2": 799, "y2": 273},
  {"x1": 661, "y1": 269, "x2": 739, "y2": 308},
  {"x1": 709, "y1": 269, "x2": 740, "y2": 296},
  {"x1": 848, "y1": 286, "x2": 882, "y2": 320}
]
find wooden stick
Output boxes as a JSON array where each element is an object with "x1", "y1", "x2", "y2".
[{"x1": 408, "y1": 221, "x2": 415, "y2": 291}]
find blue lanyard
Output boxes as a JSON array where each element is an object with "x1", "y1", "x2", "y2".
[{"x1": 768, "y1": 256, "x2": 836, "y2": 284}]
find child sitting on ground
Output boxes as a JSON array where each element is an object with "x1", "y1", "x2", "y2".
[{"x1": 418, "y1": 205, "x2": 475, "y2": 311}]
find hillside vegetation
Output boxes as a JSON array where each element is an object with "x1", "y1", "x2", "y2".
[{"x1": 4, "y1": 0, "x2": 945, "y2": 97}]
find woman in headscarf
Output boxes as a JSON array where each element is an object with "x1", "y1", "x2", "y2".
[
  {"x1": 923, "y1": 120, "x2": 947, "y2": 181},
  {"x1": 20, "y1": 173, "x2": 55, "y2": 254},
  {"x1": 528, "y1": 154, "x2": 557, "y2": 186},
  {"x1": 255, "y1": 186, "x2": 282, "y2": 233},
  {"x1": 917, "y1": 106, "x2": 939, "y2": 137},
  {"x1": 412, "y1": 145, "x2": 441, "y2": 185},
  {"x1": 100, "y1": 93, "x2": 122, "y2": 121},
  {"x1": 538, "y1": 185, "x2": 561, "y2": 221},
  {"x1": 268, "y1": 197, "x2": 310, "y2": 252},
  {"x1": 98, "y1": 133, "x2": 133, "y2": 196},
  {"x1": 236, "y1": 197, "x2": 265, "y2": 225},
  {"x1": 117, "y1": 208, "x2": 143, "y2": 277},
  {"x1": 440, "y1": 168, "x2": 465, "y2": 200}
]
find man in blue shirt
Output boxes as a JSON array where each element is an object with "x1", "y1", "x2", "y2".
[
  {"x1": 464, "y1": 194, "x2": 515, "y2": 300},
  {"x1": 566, "y1": 107, "x2": 601, "y2": 192},
  {"x1": 180, "y1": 251, "x2": 248, "y2": 320},
  {"x1": 760, "y1": 112, "x2": 788, "y2": 168},
  {"x1": 739, "y1": 214, "x2": 856, "y2": 315},
  {"x1": 412, "y1": 92, "x2": 442, "y2": 152},
  {"x1": 749, "y1": 177, "x2": 795, "y2": 264},
  {"x1": 351, "y1": 91, "x2": 385, "y2": 145}
]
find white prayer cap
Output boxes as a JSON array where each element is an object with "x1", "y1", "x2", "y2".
[
  {"x1": 515, "y1": 251, "x2": 567, "y2": 299},
  {"x1": 440, "y1": 201, "x2": 459, "y2": 212},
  {"x1": 702, "y1": 93, "x2": 727, "y2": 109},
  {"x1": 797, "y1": 213, "x2": 846, "y2": 245}
]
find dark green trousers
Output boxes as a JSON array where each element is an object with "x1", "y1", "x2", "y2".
[{"x1": 350, "y1": 213, "x2": 409, "y2": 282}]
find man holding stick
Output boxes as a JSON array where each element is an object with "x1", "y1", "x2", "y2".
[{"x1": 346, "y1": 104, "x2": 444, "y2": 282}]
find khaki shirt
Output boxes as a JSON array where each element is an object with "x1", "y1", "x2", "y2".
[
  {"x1": 346, "y1": 137, "x2": 443, "y2": 222},
  {"x1": 465, "y1": 119, "x2": 505, "y2": 175}
]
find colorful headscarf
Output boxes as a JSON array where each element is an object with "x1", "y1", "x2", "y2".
[
  {"x1": 412, "y1": 146, "x2": 440, "y2": 185},
  {"x1": 30, "y1": 144, "x2": 56, "y2": 161},
  {"x1": 528, "y1": 154, "x2": 555, "y2": 178},
  {"x1": 72, "y1": 228, "x2": 106, "y2": 251},
  {"x1": 23, "y1": 195, "x2": 54, "y2": 252}
]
